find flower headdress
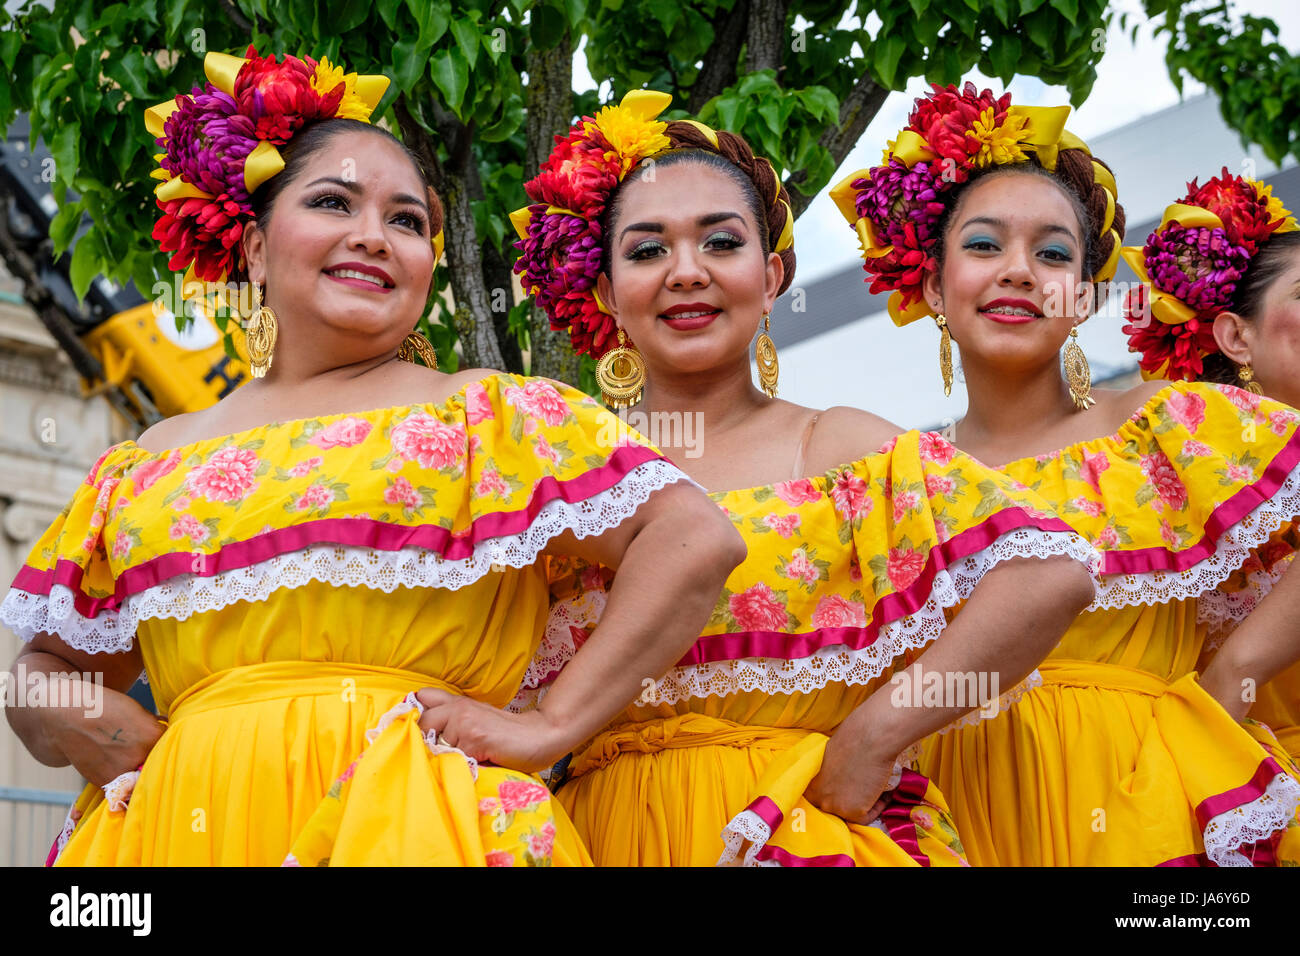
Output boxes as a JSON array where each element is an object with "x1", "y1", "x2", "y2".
[
  {"x1": 829, "y1": 82, "x2": 1121, "y2": 327},
  {"x1": 145, "y1": 48, "x2": 440, "y2": 297},
  {"x1": 510, "y1": 90, "x2": 795, "y2": 358},
  {"x1": 1121, "y1": 169, "x2": 1297, "y2": 381}
]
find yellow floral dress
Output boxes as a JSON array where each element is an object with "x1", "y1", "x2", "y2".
[
  {"x1": 1, "y1": 373, "x2": 692, "y2": 866},
  {"x1": 519, "y1": 429, "x2": 1099, "y2": 866},
  {"x1": 918, "y1": 382, "x2": 1300, "y2": 866}
]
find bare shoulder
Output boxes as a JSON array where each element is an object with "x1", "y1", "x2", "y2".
[
  {"x1": 1102, "y1": 380, "x2": 1169, "y2": 422},
  {"x1": 1120, "y1": 379, "x2": 1170, "y2": 409},
  {"x1": 442, "y1": 366, "x2": 501, "y2": 388},
  {"x1": 803, "y1": 404, "x2": 904, "y2": 474},
  {"x1": 134, "y1": 408, "x2": 217, "y2": 454}
]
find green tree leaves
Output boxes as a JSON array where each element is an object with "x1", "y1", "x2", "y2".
[{"x1": 5, "y1": 0, "x2": 1299, "y2": 389}]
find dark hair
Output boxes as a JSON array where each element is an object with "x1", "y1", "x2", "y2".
[
  {"x1": 248, "y1": 118, "x2": 443, "y2": 238},
  {"x1": 1199, "y1": 230, "x2": 1300, "y2": 385},
  {"x1": 932, "y1": 150, "x2": 1125, "y2": 301},
  {"x1": 601, "y1": 122, "x2": 796, "y2": 294}
]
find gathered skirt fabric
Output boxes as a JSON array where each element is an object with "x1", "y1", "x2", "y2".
[{"x1": 54, "y1": 663, "x2": 590, "y2": 867}]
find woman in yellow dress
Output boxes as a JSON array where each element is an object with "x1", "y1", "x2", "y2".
[
  {"x1": 509, "y1": 92, "x2": 1101, "y2": 866},
  {"x1": 833, "y1": 82, "x2": 1300, "y2": 865},
  {"x1": 0, "y1": 50, "x2": 744, "y2": 866},
  {"x1": 1122, "y1": 171, "x2": 1300, "y2": 770}
]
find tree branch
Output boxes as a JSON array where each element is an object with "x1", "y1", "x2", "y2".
[
  {"x1": 687, "y1": 0, "x2": 749, "y2": 113},
  {"x1": 745, "y1": 0, "x2": 789, "y2": 74},
  {"x1": 785, "y1": 70, "x2": 889, "y2": 220},
  {"x1": 394, "y1": 98, "x2": 506, "y2": 371},
  {"x1": 524, "y1": 32, "x2": 581, "y2": 385},
  {"x1": 217, "y1": 0, "x2": 254, "y2": 34}
]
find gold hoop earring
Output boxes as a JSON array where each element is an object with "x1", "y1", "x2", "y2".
[
  {"x1": 1237, "y1": 364, "x2": 1264, "y2": 395},
  {"x1": 595, "y1": 329, "x2": 646, "y2": 410},
  {"x1": 245, "y1": 282, "x2": 278, "y2": 378},
  {"x1": 1063, "y1": 327, "x2": 1095, "y2": 410},
  {"x1": 756, "y1": 312, "x2": 779, "y2": 398},
  {"x1": 934, "y1": 314, "x2": 953, "y2": 397},
  {"x1": 398, "y1": 331, "x2": 439, "y2": 370}
]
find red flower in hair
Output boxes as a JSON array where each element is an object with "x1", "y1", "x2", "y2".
[
  {"x1": 862, "y1": 221, "x2": 934, "y2": 311},
  {"x1": 233, "y1": 49, "x2": 339, "y2": 145},
  {"x1": 527, "y1": 126, "x2": 621, "y2": 216},
  {"x1": 152, "y1": 194, "x2": 245, "y2": 282},
  {"x1": 1122, "y1": 286, "x2": 1218, "y2": 381},
  {"x1": 906, "y1": 82, "x2": 1010, "y2": 176},
  {"x1": 1187, "y1": 168, "x2": 1286, "y2": 254}
]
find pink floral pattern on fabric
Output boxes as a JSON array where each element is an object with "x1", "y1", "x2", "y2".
[
  {"x1": 389, "y1": 414, "x2": 468, "y2": 471},
  {"x1": 309, "y1": 417, "x2": 372, "y2": 449},
  {"x1": 187, "y1": 445, "x2": 263, "y2": 503}
]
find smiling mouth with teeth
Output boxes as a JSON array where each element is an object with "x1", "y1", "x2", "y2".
[{"x1": 327, "y1": 269, "x2": 391, "y2": 288}]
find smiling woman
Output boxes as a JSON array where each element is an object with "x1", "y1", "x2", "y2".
[
  {"x1": 837, "y1": 81, "x2": 1300, "y2": 867},
  {"x1": 511, "y1": 93, "x2": 1104, "y2": 868},
  {"x1": 0, "y1": 49, "x2": 746, "y2": 867}
]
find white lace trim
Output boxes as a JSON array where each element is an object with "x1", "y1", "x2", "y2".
[
  {"x1": 102, "y1": 770, "x2": 139, "y2": 813},
  {"x1": 1202, "y1": 769, "x2": 1300, "y2": 867},
  {"x1": 1091, "y1": 459, "x2": 1300, "y2": 612},
  {"x1": 717, "y1": 808, "x2": 780, "y2": 867},
  {"x1": 1197, "y1": 559, "x2": 1291, "y2": 640},
  {"x1": 50, "y1": 804, "x2": 78, "y2": 864},
  {"x1": 370, "y1": 691, "x2": 478, "y2": 780},
  {"x1": 639, "y1": 528, "x2": 1098, "y2": 706},
  {"x1": 0, "y1": 459, "x2": 691, "y2": 654},
  {"x1": 519, "y1": 588, "x2": 607, "y2": 691}
]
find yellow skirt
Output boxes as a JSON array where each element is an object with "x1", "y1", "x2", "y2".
[
  {"x1": 52, "y1": 662, "x2": 591, "y2": 866},
  {"x1": 557, "y1": 713, "x2": 967, "y2": 867},
  {"x1": 917, "y1": 660, "x2": 1300, "y2": 866}
]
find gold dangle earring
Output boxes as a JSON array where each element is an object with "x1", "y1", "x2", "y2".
[
  {"x1": 595, "y1": 329, "x2": 646, "y2": 410},
  {"x1": 934, "y1": 314, "x2": 953, "y2": 397},
  {"x1": 245, "y1": 282, "x2": 279, "y2": 378},
  {"x1": 398, "y1": 330, "x2": 439, "y2": 369},
  {"x1": 1237, "y1": 363, "x2": 1264, "y2": 395},
  {"x1": 1063, "y1": 327, "x2": 1095, "y2": 410},
  {"x1": 756, "y1": 312, "x2": 779, "y2": 398}
]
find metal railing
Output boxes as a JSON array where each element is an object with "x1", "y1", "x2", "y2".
[{"x1": 0, "y1": 786, "x2": 78, "y2": 867}]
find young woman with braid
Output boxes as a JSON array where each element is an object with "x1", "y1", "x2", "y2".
[
  {"x1": 1124, "y1": 173, "x2": 1300, "y2": 775},
  {"x1": 511, "y1": 91, "x2": 1101, "y2": 866},
  {"x1": 835, "y1": 82, "x2": 1300, "y2": 866}
]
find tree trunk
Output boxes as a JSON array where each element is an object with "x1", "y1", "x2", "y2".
[
  {"x1": 785, "y1": 72, "x2": 889, "y2": 221},
  {"x1": 523, "y1": 33, "x2": 581, "y2": 385},
  {"x1": 481, "y1": 241, "x2": 524, "y2": 374},
  {"x1": 396, "y1": 100, "x2": 506, "y2": 371},
  {"x1": 745, "y1": 0, "x2": 788, "y2": 74},
  {"x1": 687, "y1": 0, "x2": 749, "y2": 113}
]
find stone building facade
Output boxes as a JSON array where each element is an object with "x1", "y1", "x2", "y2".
[{"x1": 0, "y1": 270, "x2": 132, "y2": 866}]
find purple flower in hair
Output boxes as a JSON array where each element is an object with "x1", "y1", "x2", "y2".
[
  {"x1": 1144, "y1": 224, "x2": 1250, "y2": 315},
  {"x1": 160, "y1": 84, "x2": 260, "y2": 206},
  {"x1": 513, "y1": 205, "x2": 614, "y2": 355},
  {"x1": 854, "y1": 158, "x2": 948, "y2": 250},
  {"x1": 514, "y1": 208, "x2": 603, "y2": 309}
]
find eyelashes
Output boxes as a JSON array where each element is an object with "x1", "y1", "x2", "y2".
[
  {"x1": 961, "y1": 235, "x2": 1075, "y2": 262},
  {"x1": 305, "y1": 191, "x2": 428, "y2": 233},
  {"x1": 624, "y1": 231, "x2": 746, "y2": 261}
]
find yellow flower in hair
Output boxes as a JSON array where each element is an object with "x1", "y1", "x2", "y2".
[
  {"x1": 312, "y1": 57, "x2": 376, "y2": 122},
  {"x1": 586, "y1": 90, "x2": 672, "y2": 177},
  {"x1": 1257, "y1": 181, "x2": 1299, "y2": 233},
  {"x1": 968, "y1": 108, "x2": 1032, "y2": 168}
]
